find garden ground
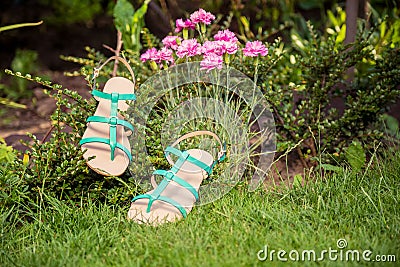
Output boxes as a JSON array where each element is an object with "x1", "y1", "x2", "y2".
[{"x1": 1, "y1": 147, "x2": 399, "y2": 266}]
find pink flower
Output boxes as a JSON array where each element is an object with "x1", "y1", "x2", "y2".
[
  {"x1": 242, "y1": 41, "x2": 268, "y2": 57},
  {"x1": 175, "y1": 18, "x2": 195, "y2": 33},
  {"x1": 200, "y1": 53, "x2": 223, "y2": 72},
  {"x1": 203, "y1": 30, "x2": 238, "y2": 56},
  {"x1": 158, "y1": 47, "x2": 174, "y2": 65},
  {"x1": 214, "y1": 29, "x2": 238, "y2": 43},
  {"x1": 176, "y1": 39, "x2": 201, "y2": 58},
  {"x1": 217, "y1": 40, "x2": 238, "y2": 55},
  {"x1": 162, "y1": 36, "x2": 182, "y2": 50},
  {"x1": 190, "y1": 8, "x2": 215, "y2": 25},
  {"x1": 201, "y1": 41, "x2": 223, "y2": 56},
  {"x1": 201, "y1": 40, "x2": 238, "y2": 56},
  {"x1": 140, "y1": 48, "x2": 159, "y2": 62}
]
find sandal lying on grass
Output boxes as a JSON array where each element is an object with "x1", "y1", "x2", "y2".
[
  {"x1": 80, "y1": 56, "x2": 136, "y2": 176},
  {"x1": 128, "y1": 130, "x2": 226, "y2": 225}
]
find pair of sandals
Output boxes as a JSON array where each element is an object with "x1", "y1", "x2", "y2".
[{"x1": 80, "y1": 56, "x2": 226, "y2": 225}]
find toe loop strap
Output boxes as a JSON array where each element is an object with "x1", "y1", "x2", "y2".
[{"x1": 131, "y1": 194, "x2": 188, "y2": 218}]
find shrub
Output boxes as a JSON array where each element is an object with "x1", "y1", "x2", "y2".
[{"x1": 236, "y1": 18, "x2": 400, "y2": 167}]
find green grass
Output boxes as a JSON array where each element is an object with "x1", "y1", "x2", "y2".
[{"x1": 1, "y1": 149, "x2": 399, "y2": 267}]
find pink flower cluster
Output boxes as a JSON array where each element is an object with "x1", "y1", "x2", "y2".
[
  {"x1": 200, "y1": 29, "x2": 238, "y2": 71},
  {"x1": 176, "y1": 39, "x2": 201, "y2": 58},
  {"x1": 140, "y1": 46, "x2": 174, "y2": 66},
  {"x1": 162, "y1": 36, "x2": 182, "y2": 50},
  {"x1": 175, "y1": 8, "x2": 215, "y2": 33},
  {"x1": 242, "y1": 40, "x2": 268, "y2": 57},
  {"x1": 140, "y1": 8, "x2": 269, "y2": 71},
  {"x1": 190, "y1": 8, "x2": 215, "y2": 25},
  {"x1": 175, "y1": 19, "x2": 195, "y2": 33}
]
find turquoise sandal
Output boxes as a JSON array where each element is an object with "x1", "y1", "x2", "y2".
[
  {"x1": 127, "y1": 130, "x2": 226, "y2": 224},
  {"x1": 80, "y1": 56, "x2": 136, "y2": 176}
]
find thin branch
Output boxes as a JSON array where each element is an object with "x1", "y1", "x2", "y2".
[
  {"x1": 102, "y1": 30, "x2": 123, "y2": 77},
  {"x1": 112, "y1": 30, "x2": 123, "y2": 77},
  {"x1": 40, "y1": 125, "x2": 55, "y2": 144}
]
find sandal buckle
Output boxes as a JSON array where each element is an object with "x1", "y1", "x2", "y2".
[
  {"x1": 165, "y1": 170, "x2": 175, "y2": 181},
  {"x1": 217, "y1": 142, "x2": 227, "y2": 161},
  {"x1": 109, "y1": 116, "x2": 118, "y2": 127},
  {"x1": 92, "y1": 68, "x2": 100, "y2": 79}
]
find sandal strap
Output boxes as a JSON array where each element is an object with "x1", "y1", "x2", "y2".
[
  {"x1": 131, "y1": 153, "x2": 202, "y2": 218},
  {"x1": 152, "y1": 170, "x2": 199, "y2": 201},
  {"x1": 131, "y1": 194, "x2": 188, "y2": 218},
  {"x1": 166, "y1": 130, "x2": 226, "y2": 174},
  {"x1": 131, "y1": 168, "x2": 198, "y2": 218},
  {"x1": 92, "y1": 89, "x2": 136, "y2": 101},
  {"x1": 86, "y1": 115, "x2": 134, "y2": 132},
  {"x1": 131, "y1": 131, "x2": 227, "y2": 219},
  {"x1": 92, "y1": 56, "x2": 136, "y2": 89},
  {"x1": 80, "y1": 137, "x2": 132, "y2": 161},
  {"x1": 165, "y1": 146, "x2": 212, "y2": 174}
]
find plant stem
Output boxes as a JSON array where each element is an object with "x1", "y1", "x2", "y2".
[{"x1": 113, "y1": 31, "x2": 123, "y2": 77}]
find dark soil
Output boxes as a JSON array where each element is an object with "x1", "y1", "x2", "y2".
[{"x1": 1, "y1": 3, "x2": 116, "y2": 153}]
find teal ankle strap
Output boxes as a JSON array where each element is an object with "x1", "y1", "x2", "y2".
[
  {"x1": 165, "y1": 131, "x2": 227, "y2": 175},
  {"x1": 165, "y1": 146, "x2": 214, "y2": 175}
]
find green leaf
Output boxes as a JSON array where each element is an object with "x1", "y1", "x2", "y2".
[
  {"x1": 0, "y1": 137, "x2": 16, "y2": 163},
  {"x1": 391, "y1": 20, "x2": 400, "y2": 44},
  {"x1": 318, "y1": 164, "x2": 343, "y2": 173},
  {"x1": 130, "y1": 0, "x2": 150, "y2": 51},
  {"x1": 113, "y1": 0, "x2": 135, "y2": 34},
  {"x1": 293, "y1": 174, "x2": 303, "y2": 188},
  {"x1": 327, "y1": 10, "x2": 339, "y2": 27},
  {"x1": 132, "y1": 0, "x2": 150, "y2": 24},
  {"x1": 345, "y1": 141, "x2": 366, "y2": 172},
  {"x1": 0, "y1": 97, "x2": 27, "y2": 109},
  {"x1": 114, "y1": 0, "x2": 149, "y2": 52},
  {"x1": 336, "y1": 25, "x2": 346, "y2": 44}
]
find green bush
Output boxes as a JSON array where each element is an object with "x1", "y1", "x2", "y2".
[
  {"x1": 236, "y1": 18, "x2": 400, "y2": 167},
  {"x1": 38, "y1": 0, "x2": 108, "y2": 25}
]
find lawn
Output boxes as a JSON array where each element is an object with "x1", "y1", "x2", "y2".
[{"x1": 1, "y1": 148, "x2": 399, "y2": 267}]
